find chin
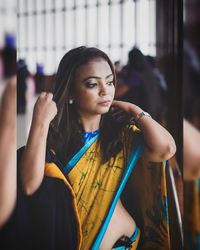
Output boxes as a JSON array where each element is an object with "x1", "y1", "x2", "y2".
[{"x1": 98, "y1": 107, "x2": 110, "y2": 114}]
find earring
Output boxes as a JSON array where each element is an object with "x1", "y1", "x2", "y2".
[{"x1": 69, "y1": 99, "x2": 74, "y2": 104}]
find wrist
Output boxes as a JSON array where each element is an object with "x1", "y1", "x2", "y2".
[
  {"x1": 130, "y1": 111, "x2": 151, "y2": 126},
  {"x1": 127, "y1": 103, "x2": 143, "y2": 114},
  {"x1": 31, "y1": 119, "x2": 50, "y2": 136}
]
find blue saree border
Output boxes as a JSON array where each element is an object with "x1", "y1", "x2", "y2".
[
  {"x1": 63, "y1": 134, "x2": 99, "y2": 175},
  {"x1": 112, "y1": 227, "x2": 139, "y2": 250},
  {"x1": 91, "y1": 140, "x2": 143, "y2": 250}
]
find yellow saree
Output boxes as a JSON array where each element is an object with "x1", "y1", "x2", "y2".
[{"x1": 44, "y1": 125, "x2": 170, "y2": 250}]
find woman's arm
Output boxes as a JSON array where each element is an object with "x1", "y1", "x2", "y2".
[
  {"x1": 20, "y1": 92, "x2": 57, "y2": 195},
  {"x1": 183, "y1": 119, "x2": 200, "y2": 180},
  {"x1": 0, "y1": 77, "x2": 16, "y2": 227},
  {"x1": 112, "y1": 100, "x2": 176, "y2": 162}
]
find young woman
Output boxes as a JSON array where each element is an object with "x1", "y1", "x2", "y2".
[{"x1": 18, "y1": 47, "x2": 176, "y2": 250}]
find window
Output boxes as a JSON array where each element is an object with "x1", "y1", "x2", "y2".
[
  {"x1": 76, "y1": 6, "x2": 86, "y2": 46},
  {"x1": 87, "y1": 7, "x2": 97, "y2": 46},
  {"x1": 136, "y1": 0, "x2": 156, "y2": 55},
  {"x1": 17, "y1": 0, "x2": 156, "y2": 74}
]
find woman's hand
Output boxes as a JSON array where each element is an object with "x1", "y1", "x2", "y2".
[
  {"x1": 20, "y1": 92, "x2": 57, "y2": 196},
  {"x1": 112, "y1": 100, "x2": 176, "y2": 162},
  {"x1": 32, "y1": 92, "x2": 57, "y2": 128},
  {"x1": 111, "y1": 100, "x2": 143, "y2": 125},
  {"x1": 112, "y1": 100, "x2": 142, "y2": 114}
]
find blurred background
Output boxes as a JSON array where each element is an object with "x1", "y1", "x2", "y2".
[
  {"x1": 0, "y1": 0, "x2": 199, "y2": 249},
  {"x1": 0, "y1": 0, "x2": 16, "y2": 81},
  {"x1": 17, "y1": 0, "x2": 156, "y2": 74}
]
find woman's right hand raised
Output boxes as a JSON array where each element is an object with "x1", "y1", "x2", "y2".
[
  {"x1": 32, "y1": 92, "x2": 57, "y2": 127},
  {"x1": 20, "y1": 92, "x2": 57, "y2": 196}
]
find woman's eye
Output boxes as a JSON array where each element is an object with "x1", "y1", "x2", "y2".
[
  {"x1": 107, "y1": 81, "x2": 114, "y2": 86},
  {"x1": 86, "y1": 83, "x2": 97, "y2": 88}
]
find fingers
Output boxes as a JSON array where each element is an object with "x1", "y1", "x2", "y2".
[
  {"x1": 111, "y1": 100, "x2": 119, "y2": 107},
  {"x1": 111, "y1": 107, "x2": 124, "y2": 116},
  {"x1": 40, "y1": 92, "x2": 53, "y2": 100},
  {"x1": 110, "y1": 107, "x2": 129, "y2": 122},
  {"x1": 111, "y1": 100, "x2": 125, "y2": 110},
  {"x1": 46, "y1": 93, "x2": 53, "y2": 100},
  {"x1": 111, "y1": 100, "x2": 120, "y2": 111},
  {"x1": 110, "y1": 101, "x2": 131, "y2": 124},
  {"x1": 33, "y1": 92, "x2": 57, "y2": 125},
  {"x1": 112, "y1": 100, "x2": 117, "y2": 105},
  {"x1": 40, "y1": 92, "x2": 46, "y2": 98},
  {"x1": 35, "y1": 92, "x2": 55, "y2": 110}
]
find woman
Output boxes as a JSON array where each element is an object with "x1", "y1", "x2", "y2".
[{"x1": 18, "y1": 47, "x2": 176, "y2": 250}]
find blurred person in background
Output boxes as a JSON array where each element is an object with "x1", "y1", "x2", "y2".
[
  {"x1": 17, "y1": 59, "x2": 29, "y2": 114},
  {"x1": 1, "y1": 34, "x2": 16, "y2": 79},
  {"x1": 115, "y1": 47, "x2": 167, "y2": 124},
  {"x1": 145, "y1": 55, "x2": 167, "y2": 93},
  {"x1": 34, "y1": 63, "x2": 45, "y2": 95}
]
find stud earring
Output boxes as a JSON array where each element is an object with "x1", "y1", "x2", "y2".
[{"x1": 69, "y1": 99, "x2": 74, "y2": 104}]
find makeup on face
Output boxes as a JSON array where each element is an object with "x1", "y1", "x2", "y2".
[{"x1": 73, "y1": 59, "x2": 115, "y2": 117}]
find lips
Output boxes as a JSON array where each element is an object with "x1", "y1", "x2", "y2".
[{"x1": 98, "y1": 100, "x2": 111, "y2": 105}]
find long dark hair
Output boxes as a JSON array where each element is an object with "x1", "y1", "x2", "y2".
[{"x1": 47, "y1": 46, "x2": 130, "y2": 165}]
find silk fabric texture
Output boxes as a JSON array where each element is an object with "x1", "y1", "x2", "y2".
[{"x1": 45, "y1": 125, "x2": 170, "y2": 250}]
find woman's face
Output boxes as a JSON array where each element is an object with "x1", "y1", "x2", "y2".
[{"x1": 73, "y1": 58, "x2": 115, "y2": 117}]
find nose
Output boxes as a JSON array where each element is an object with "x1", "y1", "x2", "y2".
[
  {"x1": 99, "y1": 91, "x2": 106, "y2": 97},
  {"x1": 99, "y1": 83, "x2": 107, "y2": 97}
]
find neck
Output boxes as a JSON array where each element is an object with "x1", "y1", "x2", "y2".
[{"x1": 79, "y1": 113, "x2": 101, "y2": 132}]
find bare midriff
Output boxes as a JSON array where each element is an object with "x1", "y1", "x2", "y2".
[{"x1": 99, "y1": 199, "x2": 136, "y2": 250}]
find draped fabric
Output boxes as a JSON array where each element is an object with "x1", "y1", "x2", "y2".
[
  {"x1": 45, "y1": 125, "x2": 170, "y2": 250},
  {"x1": 45, "y1": 125, "x2": 142, "y2": 250},
  {"x1": 67, "y1": 127, "x2": 142, "y2": 249},
  {"x1": 11, "y1": 125, "x2": 171, "y2": 250},
  {"x1": 122, "y1": 158, "x2": 170, "y2": 249},
  {"x1": 67, "y1": 139, "x2": 126, "y2": 249}
]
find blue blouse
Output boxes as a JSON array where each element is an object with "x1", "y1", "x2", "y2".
[{"x1": 82, "y1": 130, "x2": 100, "y2": 144}]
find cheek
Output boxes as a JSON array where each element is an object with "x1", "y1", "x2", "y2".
[
  {"x1": 110, "y1": 87, "x2": 115, "y2": 98},
  {"x1": 75, "y1": 89, "x2": 97, "y2": 104}
]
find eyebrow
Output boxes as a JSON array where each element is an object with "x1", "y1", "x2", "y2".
[{"x1": 82, "y1": 73, "x2": 113, "y2": 82}]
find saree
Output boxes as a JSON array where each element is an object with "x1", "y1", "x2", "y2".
[
  {"x1": 45, "y1": 125, "x2": 170, "y2": 250},
  {"x1": 13, "y1": 125, "x2": 170, "y2": 250}
]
